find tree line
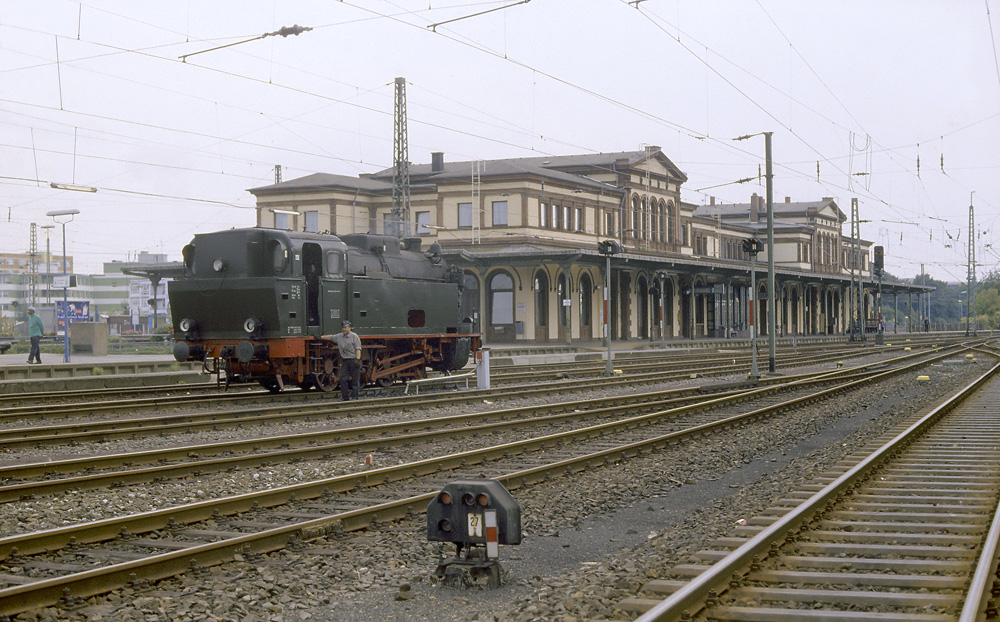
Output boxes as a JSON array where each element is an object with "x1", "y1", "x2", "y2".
[{"x1": 879, "y1": 270, "x2": 1000, "y2": 331}]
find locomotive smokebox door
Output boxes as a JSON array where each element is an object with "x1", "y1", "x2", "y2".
[{"x1": 427, "y1": 479, "x2": 521, "y2": 588}]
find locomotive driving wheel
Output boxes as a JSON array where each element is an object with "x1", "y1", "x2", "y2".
[{"x1": 312, "y1": 354, "x2": 338, "y2": 393}]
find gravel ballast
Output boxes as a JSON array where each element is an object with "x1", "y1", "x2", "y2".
[{"x1": 5, "y1": 356, "x2": 991, "y2": 622}]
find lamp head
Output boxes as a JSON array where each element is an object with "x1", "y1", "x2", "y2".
[{"x1": 46, "y1": 209, "x2": 81, "y2": 217}]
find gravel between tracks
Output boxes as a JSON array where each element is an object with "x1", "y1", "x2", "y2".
[{"x1": 6, "y1": 355, "x2": 992, "y2": 622}]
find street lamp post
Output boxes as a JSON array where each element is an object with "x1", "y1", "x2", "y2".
[
  {"x1": 46, "y1": 209, "x2": 80, "y2": 363},
  {"x1": 40, "y1": 225, "x2": 54, "y2": 304}
]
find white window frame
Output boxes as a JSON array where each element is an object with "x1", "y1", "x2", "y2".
[
  {"x1": 415, "y1": 211, "x2": 431, "y2": 235},
  {"x1": 458, "y1": 203, "x2": 473, "y2": 229},
  {"x1": 304, "y1": 211, "x2": 319, "y2": 233},
  {"x1": 492, "y1": 201, "x2": 508, "y2": 227}
]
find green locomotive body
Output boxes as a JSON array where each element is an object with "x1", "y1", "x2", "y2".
[{"x1": 169, "y1": 228, "x2": 479, "y2": 392}]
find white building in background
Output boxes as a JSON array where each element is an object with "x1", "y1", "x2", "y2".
[{"x1": 0, "y1": 250, "x2": 174, "y2": 334}]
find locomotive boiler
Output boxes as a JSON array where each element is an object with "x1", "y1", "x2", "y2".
[{"x1": 168, "y1": 228, "x2": 480, "y2": 392}]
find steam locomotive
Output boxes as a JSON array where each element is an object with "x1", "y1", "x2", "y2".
[{"x1": 168, "y1": 228, "x2": 480, "y2": 392}]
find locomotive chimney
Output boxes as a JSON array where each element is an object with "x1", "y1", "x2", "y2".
[{"x1": 431, "y1": 152, "x2": 444, "y2": 172}]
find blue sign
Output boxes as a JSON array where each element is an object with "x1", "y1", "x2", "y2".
[{"x1": 57, "y1": 301, "x2": 90, "y2": 321}]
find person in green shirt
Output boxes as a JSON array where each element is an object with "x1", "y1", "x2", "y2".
[{"x1": 27, "y1": 306, "x2": 43, "y2": 364}]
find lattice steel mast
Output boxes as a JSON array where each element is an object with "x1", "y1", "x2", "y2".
[
  {"x1": 850, "y1": 198, "x2": 865, "y2": 342},
  {"x1": 28, "y1": 223, "x2": 38, "y2": 307},
  {"x1": 391, "y1": 77, "x2": 410, "y2": 239}
]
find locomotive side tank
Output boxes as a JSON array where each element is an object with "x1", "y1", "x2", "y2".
[{"x1": 169, "y1": 228, "x2": 479, "y2": 392}]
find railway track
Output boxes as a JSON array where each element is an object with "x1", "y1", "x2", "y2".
[
  {"x1": 0, "y1": 345, "x2": 986, "y2": 616},
  {"x1": 624, "y1": 358, "x2": 1000, "y2": 622},
  {"x1": 489, "y1": 340, "x2": 947, "y2": 384},
  {"x1": 0, "y1": 363, "x2": 899, "y2": 502},
  {"x1": 0, "y1": 337, "x2": 954, "y2": 416},
  {"x1": 0, "y1": 345, "x2": 968, "y2": 482},
  {"x1": 0, "y1": 339, "x2": 963, "y2": 437}
]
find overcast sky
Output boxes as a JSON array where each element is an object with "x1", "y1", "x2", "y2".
[{"x1": 3, "y1": 0, "x2": 998, "y2": 282}]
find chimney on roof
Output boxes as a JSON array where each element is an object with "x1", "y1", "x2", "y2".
[
  {"x1": 431, "y1": 152, "x2": 444, "y2": 172},
  {"x1": 750, "y1": 193, "x2": 760, "y2": 221},
  {"x1": 785, "y1": 196, "x2": 791, "y2": 203}
]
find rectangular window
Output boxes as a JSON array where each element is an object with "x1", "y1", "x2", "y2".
[
  {"x1": 564, "y1": 205, "x2": 572, "y2": 231},
  {"x1": 540, "y1": 202, "x2": 549, "y2": 228},
  {"x1": 492, "y1": 201, "x2": 508, "y2": 227},
  {"x1": 274, "y1": 213, "x2": 289, "y2": 230},
  {"x1": 605, "y1": 211, "x2": 615, "y2": 237},
  {"x1": 326, "y1": 251, "x2": 343, "y2": 275},
  {"x1": 575, "y1": 207, "x2": 583, "y2": 232},
  {"x1": 383, "y1": 213, "x2": 393, "y2": 235},
  {"x1": 415, "y1": 211, "x2": 431, "y2": 235},
  {"x1": 458, "y1": 202, "x2": 473, "y2": 228},
  {"x1": 552, "y1": 204, "x2": 561, "y2": 230},
  {"x1": 304, "y1": 211, "x2": 319, "y2": 233},
  {"x1": 492, "y1": 291, "x2": 513, "y2": 324}
]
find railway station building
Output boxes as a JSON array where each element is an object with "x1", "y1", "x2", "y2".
[{"x1": 249, "y1": 147, "x2": 930, "y2": 344}]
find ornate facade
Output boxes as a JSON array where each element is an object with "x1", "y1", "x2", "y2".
[{"x1": 250, "y1": 146, "x2": 928, "y2": 344}]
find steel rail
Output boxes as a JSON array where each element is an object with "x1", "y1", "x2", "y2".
[
  {"x1": 634, "y1": 359, "x2": 1000, "y2": 622},
  {"x1": 489, "y1": 343, "x2": 929, "y2": 383},
  {"x1": 958, "y1": 460, "x2": 1000, "y2": 622},
  {"x1": 0, "y1": 347, "x2": 985, "y2": 616}
]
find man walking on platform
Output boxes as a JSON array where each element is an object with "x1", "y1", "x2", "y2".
[{"x1": 26, "y1": 307, "x2": 43, "y2": 364}]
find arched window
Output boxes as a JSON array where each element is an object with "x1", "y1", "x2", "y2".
[
  {"x1": 534, "y1": 270, "x2": 549, "y2": 327},
  {"x1": 579, "y1": 273, "x2": 592, "y2": 327},
  {"x1": 461, "y1": 271, "x2": 480, "y2": 325},
  {"x1": 557, "y1": 273, "x2": 570, "y2": 327},
  {"x1": 641, "y1": 197, "x2": 649, "y2": 240},
  {"x1": 650, "y1": 200, "x2": 658, "y2": 243},
  {"x1": 637, "y1": 276, "x2": 649, "y2": 339},
  {"x1": 667, "y1": 201, "x2": 676, "y2": 244},
  {"x1": 659, "y1": 200, "x2": 667, "y2": 242},
  {"x1": 631, "y1": 196, "x2": 641, "y2": 237},
  {"x1": 488, "y1": 272, "x2": 514, "y2": 326}
]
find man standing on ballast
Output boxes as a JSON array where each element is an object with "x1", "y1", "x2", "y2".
[{"x1": 326, "y1": 320, "x2": 362, "y2": 400}]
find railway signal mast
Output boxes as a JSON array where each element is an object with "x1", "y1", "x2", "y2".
[
  {"x1": 742, "y1": 237, "x2": 763, "y2": 381},
  {"x1": 598, "y1": 239, "x2": 621, "y2": 376},
  {"x1": 873, "y1": 245, "x2": 884, "y2": 345},
  {"x1": 966, "y1": 195, "x2": 976, "y2": 336}
]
